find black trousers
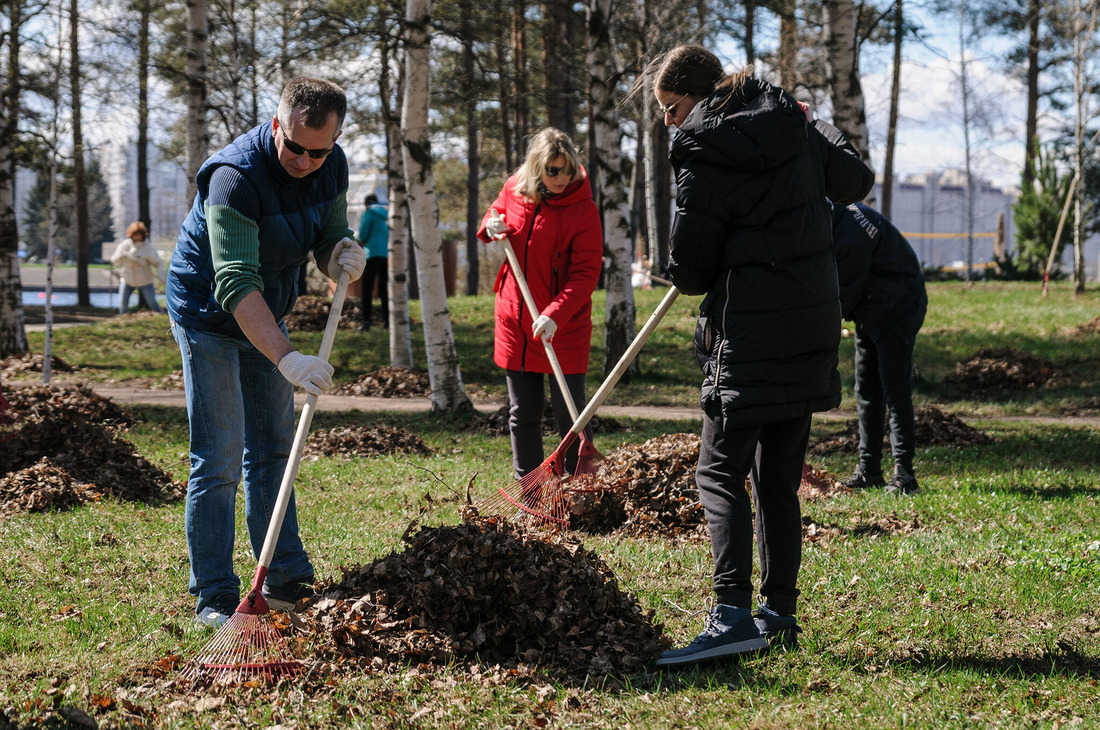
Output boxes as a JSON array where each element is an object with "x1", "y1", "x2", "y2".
[
  {"x1": 360, "y1": 256, "x2": 389, "y2": 327},
  {"x1": 853, "y1": 300, "x2": 925, "y2": 477},
  {"x1": 696, "y1": 409, "x2": 811, "y2": 616},
  {"x1": 504, "y1": 369, "x2": 590, "y2": 479}
]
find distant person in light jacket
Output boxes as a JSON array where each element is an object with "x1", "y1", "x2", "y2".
[{"x1": 111, "y1": 221, "x2": 164, "y2": 314}]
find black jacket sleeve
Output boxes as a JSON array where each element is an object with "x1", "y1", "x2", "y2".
[{"x1": 810, "y1": 119, "x2": 875, "y2": 205}]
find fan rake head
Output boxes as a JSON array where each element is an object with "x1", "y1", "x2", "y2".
[{"x1": 178, "y1": 594, "x2": 303, "y2": 687}]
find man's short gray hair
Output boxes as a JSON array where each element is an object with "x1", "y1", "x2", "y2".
[{"x1": 277, "y1": 78, "x2": 347, "y2": 130}]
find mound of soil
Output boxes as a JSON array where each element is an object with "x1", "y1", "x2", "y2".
[
  {"x1": 332, "y1": 367, "x2": 432, "y2": 398},
  {"x1": 571, "y1": 433, "x2": 706, "y2": 538},
  {"x1": 304, "y1": 518, "x2": 668, "y2": 683},
  {"x1": 464, "y1": 404, "x2": 621, "y2": 436},
  {"x1": 304, "y1": 424, "x2": 432, "y2": 459},
  {"x1": 946, "y1": 348, "x2": 1061, "y2": 395},
  {"x1": 285, "y1": 295, "x2": 363, "y2": 332},
  {"x1": 809, "y1": 405, "x2": 991, "y2": 455},
  {"x1": 0, "y1": 385, "x2": 183, "y2": 516},
  {"x1": 1066, "y1": 315, "x2": 1100, "y2": 335},
  {"x1": 0, "y1": 352, "x2": 77, "y2": 380}
]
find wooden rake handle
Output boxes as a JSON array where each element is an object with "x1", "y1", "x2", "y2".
[
  {"x1": 497, "y1": 235, "x2": 581, "y2": 423},
  {"x1": 254, "y1": 270, "x2": 350, "y2": 575},
  {"x1": 567, "y1": 286, "x2": 681, "y2": 437}
]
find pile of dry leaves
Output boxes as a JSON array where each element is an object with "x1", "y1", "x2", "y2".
[
  {"x1": 946, "y1": 348, "x2": 1063, "y2": 395},
  {"x1": 570, "y1": 433, "x2": 705, "y2": 538},
  {"x1": 1066, "y1": 315, "x2": 1100, "y2": 336},
  {"x1": 332, "y1": 367, "x2": 432, "y2": 398},
  {"x1": 0, "y1": 384, "x2": 183, "y2": 517},
  {"x1": 303, "y1": 424, "x2": 432, "y2": 459},
  {"x1": 284, "y1": 295, "x2": 363, "y2": 332},
  {"x1": 303, "y1": 517, "x2": 667, "y2": 683},
  {"x1": 803, "y1": 511, "x2": 923, "y2": 545},
  {"x1": 809, "y1": 405, "x2": 992, "y2": 455},
  {"x1": 464, "y1": 404, "x2": 621, "y2": 437},
  {"x1": 0, "y1": 352, "x2": 76, "y2": 380}
]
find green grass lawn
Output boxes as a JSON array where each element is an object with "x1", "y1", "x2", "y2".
[{"x1": 3, "y1": 280, "x2": 1099, "y2": 728}]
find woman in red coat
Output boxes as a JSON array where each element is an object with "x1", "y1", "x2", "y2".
[{"x1": 478, "y1": 127, "x2": 603, "y2": 478}]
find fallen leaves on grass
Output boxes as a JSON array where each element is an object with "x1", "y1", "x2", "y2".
[
  {"x1": 304, "y1": 517, "x2": 668, "y2": 684},
  {"x1": 810, "y1": 405, "x2": 992, "y2": 456},
  {"x1": 0, "y1": 352, "x2": 77, "y2": 380},
  {"x1": 331, "y1": 367, "x2": 432, "y2": 398},
  {"x1": 946, "y1": 348, "x2": 1067, "y2": 395},
  {"x1": 0, "y1": 384, "x2": 183, "y2": 516},
  {"x1": 304, "y1": 424, "x2": 432, "y2": 459}
]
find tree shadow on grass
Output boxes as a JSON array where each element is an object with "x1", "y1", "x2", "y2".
[{"x1": 832, "y1": 642, "x2": 1100, "y2": 682}]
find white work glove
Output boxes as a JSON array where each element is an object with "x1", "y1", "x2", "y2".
[
  {"x1": 532, "y1": 314, "x2": 558, "y2": 342},
  {"x1": 486, "y1": 210, "x2": 511, "y2": 239},
  {"x1": 277, "y1": 350, "x2": 334, "y2": 396},
  {"x1": 328, "y1": 237, "x2": 366, "y2": 282}
]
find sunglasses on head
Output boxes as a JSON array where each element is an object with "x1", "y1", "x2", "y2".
[
  {"x1": 657, "y1": 92, "x2": 688, "y2": 117},
  {"x1": 278, "y1": 122, "x2": 335, "y2": 159},
  {"x1": 545, "y1": 165, "x2": 572, "y2": 178}
]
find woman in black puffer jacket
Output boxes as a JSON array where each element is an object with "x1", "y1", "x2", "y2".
[{"x1": 652, "y1": 45, "x2": 875, "y2": 668}]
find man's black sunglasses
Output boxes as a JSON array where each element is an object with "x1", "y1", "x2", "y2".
[{"x1": 278, "y1": 122, "x2": 335, "y2": 159}]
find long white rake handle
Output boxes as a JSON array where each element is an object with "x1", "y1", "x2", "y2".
[
  {"x1": 567, "y1": 285, "x2": 681, "y2": 437},
  {"x1": 497, "y1": 235, "x2": 582, "y2": 423},
  {"x1": 255, "y1": 270, "x2": 350, "y2": 573}
]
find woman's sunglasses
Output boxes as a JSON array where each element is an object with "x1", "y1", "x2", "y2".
[
  {"x1": 657, "y1": 92, "x2": 688, "y2": 117},
  {"x1": 545, "y1": 165, "x2": 573, "y2": 178}
]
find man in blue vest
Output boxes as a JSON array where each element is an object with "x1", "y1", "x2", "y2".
[{"x1": 167, "y1": 78, "x2": 366, "y2": 628}]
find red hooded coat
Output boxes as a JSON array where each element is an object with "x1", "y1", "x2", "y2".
[{"x1": 477, "y1": 168, "x2": 603, "y2": 374}]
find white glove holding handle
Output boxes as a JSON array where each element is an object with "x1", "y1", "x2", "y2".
[
  {"x1": 486, "y1": 210, "x2": 512, "y2": 240},
  {"x1": 532, "y1": 314, "x2": 557, "y2": 342},
  {"x1": 277, "y1": 350, "x2": 334, "y2": 396},
  {"x1": 328, "y1": 237, "x2": 367, "y2": 282}
]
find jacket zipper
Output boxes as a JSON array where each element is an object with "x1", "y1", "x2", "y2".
[
  {"x1": 709, "y1": 269, "x2": 734, "y2": 404},
  {"x1": 518, "y1": 204, "x2": 541, "y2": 372}
]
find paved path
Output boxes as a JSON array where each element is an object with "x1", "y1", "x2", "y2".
[{"x1": 28, "y1": 382, "x2": 1100, "y2": 428}]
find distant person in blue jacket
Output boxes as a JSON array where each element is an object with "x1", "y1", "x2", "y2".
[
  {"x1": 356, "y1": 193, "x2": 389, "y2": 331},
  {"x1": 166, "y1": 78, "x2": 366, "y2": 628},
  {"x1": 832, "y1": 202, "x2": 927, "y2": 496}
]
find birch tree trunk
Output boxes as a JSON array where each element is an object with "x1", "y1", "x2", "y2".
[
  {"x1": 0, "y1": 0, "x2": 28, "y2": 359},
  {"x1": 403, "y1": 0, "x2": 473, "y2": 415},
  {"x1": 823, "y1": 0, "x2": 872, "y2": 171},
  {"x1": 380, "y1": 38, "x2": 415, "y2": 369},
  {"x1": 957, "y1": 0, "x2": 974, "y2": 282},
  {"x1": 137, "y1": 0, "x2": 151, "y2": 229},
  {"x1": 777, "y1": 0, "x2": 798, "y2": 90},
  {"x1": 1070, "y1": 1, "x2": 1096, "y2": 294},
  {"x1": 881, "y1": 0, "x2": 902, "y2": 218},
  {"x1": 1022, "y1": 0, "x2": 1040, "y2": 189},
  {"x1": 185, "y1": 0, "x2": 209, "y2": 203},
  {"x1": 70, "y1": 0, "x2": 90, "y2": 305},
  {"x1": 587, "y1": 0, "x2": 637, "y2": 380}
]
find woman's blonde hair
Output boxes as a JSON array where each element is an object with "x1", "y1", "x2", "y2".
[
  {"x1": 512, "y1": 127, "x2": 580, "y2": 202},
  {"x1": 126, "y1": 221, "x2": 148, "y2": 240}
]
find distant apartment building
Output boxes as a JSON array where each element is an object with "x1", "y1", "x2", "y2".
[
  {"x1": 875, "y1": 169, "x2": 1098, "y2": 280},
  {"x1": 104, "y1": 139, "x2": 191, "y2": 246}
]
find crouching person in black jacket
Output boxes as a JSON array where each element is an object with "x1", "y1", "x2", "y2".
[
  {"x1": 649, "y1": 45, "x2": 875, "y2": 668},
  {"x1": 832, "y1": 202, "x2": 928, "y2": 497}
]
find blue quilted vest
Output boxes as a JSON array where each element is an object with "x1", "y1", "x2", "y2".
[{"x1": 167, "y1": 121, "x2": 348, "y2": 338}]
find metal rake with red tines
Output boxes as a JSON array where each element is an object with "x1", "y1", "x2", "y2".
[
  {"x1": 178, "y1": 272, "x2": 349, "y2": 686},
  {"x1": 478, "y1": 286, "x2": 681, "y2": 529}
]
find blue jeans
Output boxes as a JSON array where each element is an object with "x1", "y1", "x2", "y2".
[
  {"x1": 171, "y1": 320, "x2": 314, "y2": 615},
  {"x1": 118, "y1": 282, "x2": 162, "y2": 313}
]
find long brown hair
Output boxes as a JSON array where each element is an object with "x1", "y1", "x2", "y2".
[{"x1": 653, "y1": 45, "x2": 751, "y2": 112}]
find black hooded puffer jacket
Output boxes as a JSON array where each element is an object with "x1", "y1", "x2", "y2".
[{"x1": 666, "y1": 77, "x2": 874, "y2": 427}]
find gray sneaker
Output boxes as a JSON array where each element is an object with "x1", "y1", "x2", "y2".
[
  {"x1": 753, "y1": 604, "x2": 801, "y2": 651},
  {"x1": 656, "y1": 603, "x2": 768, "y2": 668},
  {"x1": 886, "y1": 473, "x2": 920, "y2": 496}
]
